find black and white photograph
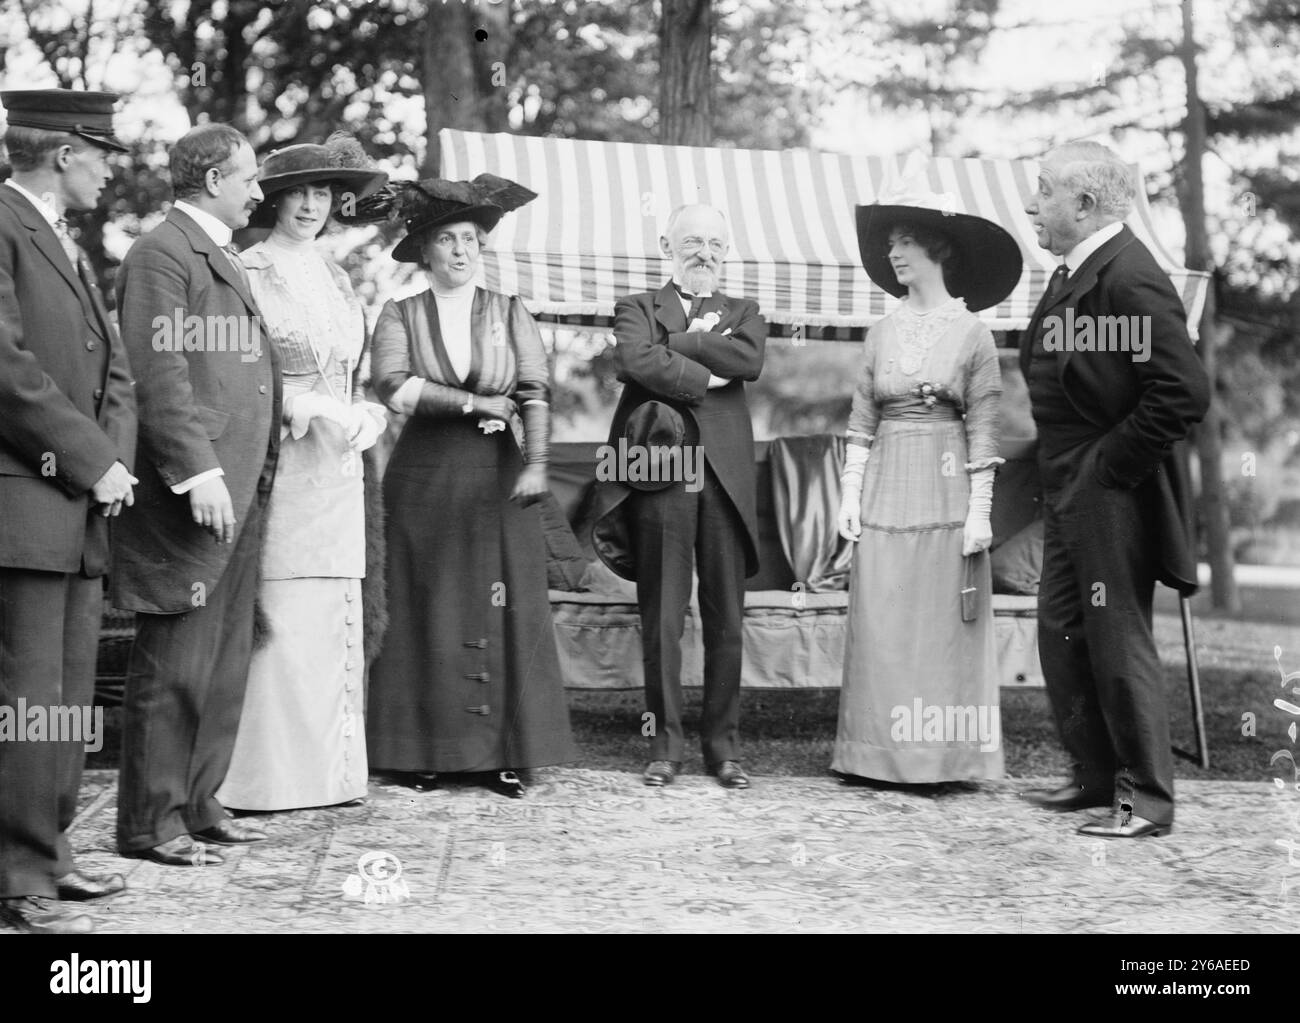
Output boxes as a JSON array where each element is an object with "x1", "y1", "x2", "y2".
[{"x1": 0, "y1": 0, "x2": 1295, "y2": 981}]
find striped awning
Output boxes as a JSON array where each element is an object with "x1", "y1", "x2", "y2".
[{"x1": 440, "y1": 129, "x2": 1209, "y2": 338}]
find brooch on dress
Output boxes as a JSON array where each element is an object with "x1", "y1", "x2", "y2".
[{"x1": 913, "y1": 381, "x2": 960, "y2": 408}]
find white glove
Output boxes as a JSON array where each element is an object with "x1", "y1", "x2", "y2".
[
  {"x1": 962, "y1": 467, "x2": 995, "y2": 555},
  {"x1": 837, "y1": 443, "x2": 870, "y2": 542},
  {"x1": 286, "y1": 393, "x2": 350, "y2": 440},
  {"x1": 345, "y1": 401, "x2": 388, "y2": 452}
]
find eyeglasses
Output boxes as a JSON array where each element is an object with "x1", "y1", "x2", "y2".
[{"x1": 680, "y1": 236, "x2": 727, "y2": 254}]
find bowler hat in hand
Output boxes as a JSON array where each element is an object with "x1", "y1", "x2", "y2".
[{"x1": 621, "y1": 401, "x2": 686, "y2": 493}]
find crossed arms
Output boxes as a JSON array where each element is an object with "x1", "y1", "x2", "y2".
[{"x1": 612, "y1": 293, "x2": 766, "y2": 405}]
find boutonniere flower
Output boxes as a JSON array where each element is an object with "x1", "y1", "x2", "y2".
[{"x1": 699, "y1": 310, "x2": 722, "y2": 332}]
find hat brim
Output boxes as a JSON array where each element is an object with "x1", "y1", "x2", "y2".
[
  {"x1": 75, "y1": 130, "x2": 129, "y2": 154},
  {"x1": 391, "y1": 204, "x2": 505, "y2": 263},
  {"x1": 248, "y1": 168, "x2": 388, "y2": 228},
  {"x1": 855, "y1": 205, "x2": 1024, "y2": 313}
]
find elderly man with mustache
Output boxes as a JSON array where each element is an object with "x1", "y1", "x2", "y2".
[{"x1": 592, "y1": 204, "x2": 767, "y2": 789}]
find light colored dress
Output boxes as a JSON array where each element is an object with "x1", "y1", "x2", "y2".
[
  {"x1": 216, "y1": 235, "x2": 373, "y2": 810},
  {"x1": 832, "y1": 297, "x2": 1005, "y2": 783}
]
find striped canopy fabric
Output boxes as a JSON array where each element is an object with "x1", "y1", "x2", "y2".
[{"x1": 439, "y1": 129, "x2": 1209, "y2": 338}]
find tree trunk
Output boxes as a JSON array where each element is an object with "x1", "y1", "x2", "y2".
[
  {"x1": 1180, "y1": 0, "x2": 1240, "y2": 612},
  {"x1": 219, "y1": 0, "x2": 260, "y2": 132},
  {"x1": 421, "y1": 0, "x2": 510, "y2": 176},
  {"x1": 659, "y1": 0, "x2": 713, "y2": 145}
]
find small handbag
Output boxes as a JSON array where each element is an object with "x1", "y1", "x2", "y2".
[{"x1": 961, "y1": 554, "x2": 979, "y2": 623}]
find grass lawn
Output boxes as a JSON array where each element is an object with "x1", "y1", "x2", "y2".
[
  {"x1": 87, "y1": 664, "x2": 1286, "y2": 784},
  {"x1": 89, "y1": 599, "x2": 1298, "y2": 784},
  {"x1": 562, "y1": 662, "x2": 1283, "y2": 783}
]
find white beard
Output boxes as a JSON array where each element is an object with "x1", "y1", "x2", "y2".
[{"x1": 683, "y1": 264, "x2": 716, "y2": 296}]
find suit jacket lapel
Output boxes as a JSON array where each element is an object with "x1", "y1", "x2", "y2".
[
  {"x1": 1019, "y1": 270, "x2": 1063, "y2": 379},
  {"x1": 0, "y1": 189, "x2": 100, "y2": 328},
  {"x1": 78, "y1": 261, "x2": 115, "y2": 344},
  {"x1": 168, "y1": 207, "x2": 260, "y2": 314},
  {"x1": 1050, "y1": 227, "x2": 1134, "y2": 380},
  {"x1": 654, "y1": 282, "x2": 686, "y2": 334},
  {"x1": 1018, "y1": 225, "x2": 1136, "y2": 379}
]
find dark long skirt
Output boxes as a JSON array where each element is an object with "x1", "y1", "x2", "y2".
[{"x1": 366, "y1": 416, "x2": 575, "y2": 773}]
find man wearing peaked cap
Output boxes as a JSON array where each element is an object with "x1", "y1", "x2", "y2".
[
  {"x1": 0, "y1": 89, "x2": 137, "y2": 933},
  {"x1": 1, "y1": 89, "x2": 129, "y2": 153}
]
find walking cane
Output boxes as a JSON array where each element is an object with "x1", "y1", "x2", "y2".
[{"x1": 1172, "y1": 593, "x2": 1210, "y2": 768}]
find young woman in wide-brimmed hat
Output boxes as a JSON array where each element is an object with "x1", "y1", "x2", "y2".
[
  {"x1": 832, "y1": 168, "x2": 1023, "y2": 785},
  {"x1": 365, "y1": 174, "x2": 575, "y2": 798},
  {"x1": 216, "y1": 134, "x2": 389, "y2": 812}
]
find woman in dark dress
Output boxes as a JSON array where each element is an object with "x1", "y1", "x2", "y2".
[{"x1": 367, "y1": 174, "x2": 574, "y2": 798}]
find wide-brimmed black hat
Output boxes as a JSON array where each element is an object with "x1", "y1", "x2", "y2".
[
  {"x1": 250, "y1": 133, "x2": 388, "y2": 228},
  {"x1": 391, "y1": 173, "x2": 536, "y2": 263},
  {"x1": 1, "y1": 89, "x2": 127, "y2": 152},
  {"x1": 855, "y1": 163, "x2": 1022, "y2": 312}
]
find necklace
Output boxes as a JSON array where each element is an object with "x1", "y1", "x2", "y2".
[{"x1": 894, "y1": 297, "x2": 966, "y2": 376}]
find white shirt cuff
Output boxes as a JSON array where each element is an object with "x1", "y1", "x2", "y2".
[{"x1": 171, "y1": 467, "x2": 224, "y2": 495}]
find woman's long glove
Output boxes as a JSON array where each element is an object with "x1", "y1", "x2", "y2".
[
  {"x1": 512, "y1": 399, "x2": 550, "y2": 504},
  {"x1": 836, "y1": 443, "x2": 870, "y2": 542},
  {"x1": 519, "y1": 399, "x2": 550, "y2": 467},
  {"x1": 286, "y1": 393, "x2": 350, "y2": 440},
  {"x1": 963, "y1": 467, "x2": 995, "y2": 556},
  {"x1": 345, "y1": 401, "x2": 388, "y2": 452}
]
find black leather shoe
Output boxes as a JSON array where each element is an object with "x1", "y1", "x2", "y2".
[
  {"x1": 488, "y1": 771, "x2": 526, "y2": 799},
  {"x1": 193, "y1": 818, "x2": 267, "y2": 845},
  {"x1": 643, "y1": 760, "x2": 679, "y2": 787},
  {"x1": 1077, "y1": 808, "x2": 1171, "y2": 839},
  {"x1": 0, "y1": 896, "x2": 93, "y2": 934},
  {"x1": 1020, "y1": 783, "x2": 1111, "y2": 812},
  {"x1": 55, "y1": 870, "x2": 126, "y2": 901},
  {"x1": 710, "y1": 761, "x2": 751, "y2": 789},
  {"x1": 131, "y1": 835, "x2": 225, "y2": 867}
]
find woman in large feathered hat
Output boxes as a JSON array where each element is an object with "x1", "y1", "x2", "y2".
[
  {"x1": 364, "y1": 173, "x2": 576, "y2": 798},
  {"x1": 832, "y1": 154, "x2": 1023, "y2": 787}
]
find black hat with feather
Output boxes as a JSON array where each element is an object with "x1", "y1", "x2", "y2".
[{"x1": 390, "y1": 172, "x2": 537, "y2": 263}]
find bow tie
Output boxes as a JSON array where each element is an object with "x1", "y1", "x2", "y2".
[{"x1": 674, "y1": 285, "x2": 710, "y2": 323}]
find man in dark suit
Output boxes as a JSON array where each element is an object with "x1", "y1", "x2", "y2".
[
  {"x1": 1018, "y1": 141, "x2": 1210, "y2": 838},
  {"x1": 593, "y1": 204, "x2": 766, "y2": 789},
  {"x1": 112, "y1": 123, "x2": 280, "y2": 866},
  {"x1": 0, "y1": 89, "x2": 137, "y2": 932}
]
